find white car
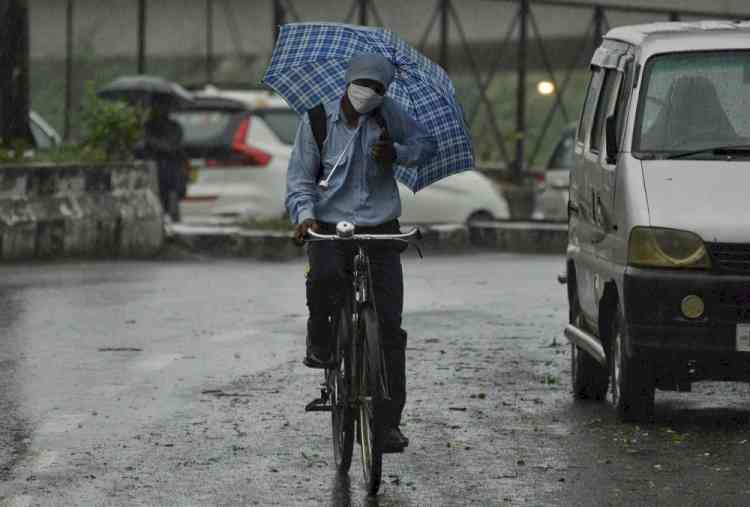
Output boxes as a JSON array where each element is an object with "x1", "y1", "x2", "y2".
[
  {"x1": 533, "y1": 124, "x2": 575, "y2": 222},
  {"x1": 176, "y1": 85, "x2": 509, "y2": 225},
  {"x1": 29, "y1": 111, "x2": 62, "y2": 149}
]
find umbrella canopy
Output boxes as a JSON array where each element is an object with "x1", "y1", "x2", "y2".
[
  {"x1": 261, "y1": 22, "x2": 474, "y2": 192},
  {"x1": 97, "y1": 75, "x2": 195, "y2": 109}
]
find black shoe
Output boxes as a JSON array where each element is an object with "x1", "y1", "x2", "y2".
[
  {"x1": 382, "y1": 427, "x2": 409, "y2": 453},
  {"x1": 303, "y1": 345, "x2": 333, "y2": 369}
]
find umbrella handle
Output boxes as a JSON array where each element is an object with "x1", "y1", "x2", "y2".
[{"x1": 374, "y1": 111, "x2": 389, "y2": 140}]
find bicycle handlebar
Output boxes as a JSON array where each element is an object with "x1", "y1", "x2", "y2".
[{"x1": 305, "y1": 221, "x2": 421, "y2": 242}]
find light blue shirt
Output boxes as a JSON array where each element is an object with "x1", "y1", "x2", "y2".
[{"x1": 285, "y1": 97, "x2": 437, "y2": 226}]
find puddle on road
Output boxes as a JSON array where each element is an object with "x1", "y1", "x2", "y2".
[{"x1": 132, "y1": 353, "x2": 182, "y2": 372}]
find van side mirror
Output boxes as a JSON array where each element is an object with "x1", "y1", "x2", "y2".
[{"x1": 605, "y1": 114, "x2": 618, "y2": 165}]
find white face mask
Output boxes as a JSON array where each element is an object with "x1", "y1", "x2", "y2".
[{"x1": 347, "y1": 83, "x2": 384, "y2": 114}]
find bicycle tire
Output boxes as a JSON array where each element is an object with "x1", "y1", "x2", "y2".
[
  {"x1": 330, "y1": 306, "x2": 354, "y2": 472},
  {"x1": 363, "y1": 305, "x2": 387, "y2": 400},
  {"x1": 359, "y1": 305, "x2": 383, "y2": 496}
]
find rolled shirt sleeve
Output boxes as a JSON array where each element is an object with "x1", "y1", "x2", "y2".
[{"x1": 285, "y1": 116, "x2": 320, "y2": 224}]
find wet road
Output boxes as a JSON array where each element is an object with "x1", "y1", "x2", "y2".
[{"x1": 1, "y1": 254, "x2": 750, "y2": 506}]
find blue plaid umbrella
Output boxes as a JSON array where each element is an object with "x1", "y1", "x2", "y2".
[{"x1": 261, "y1": 22, "x2": 474, "y2": 192}]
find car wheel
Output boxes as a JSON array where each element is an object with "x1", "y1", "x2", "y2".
[
  {"x1": 610, "y1": 305, "x2": 654, "y2": 422},
  {"x1": 570, "y1": 290, "x2": 608, "y2": 401},
  {"x1": 467, "y1": 210, "x2": 493, "y2": 225}
]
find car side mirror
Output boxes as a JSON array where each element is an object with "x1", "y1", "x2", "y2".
[{"x1": 605, "y1": 114, "x2": 618, "y2": 165}]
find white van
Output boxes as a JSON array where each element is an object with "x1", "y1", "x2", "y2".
[{"x1": 564, "y1": 21, "x2": 750, "y2": 422}]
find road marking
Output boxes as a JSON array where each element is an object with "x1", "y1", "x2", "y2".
[
  {"x1": 37, "y1": 414, "x2": 87, "y2": 434},
  {"x1": 133, "y1": 353, "x2": 181, "y2": 371}
]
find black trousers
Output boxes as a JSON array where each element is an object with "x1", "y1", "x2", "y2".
[{"x1": 306, "y1": 220, "x2": 407, "y2": 428}]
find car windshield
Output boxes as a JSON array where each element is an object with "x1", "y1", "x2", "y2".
[
  {"x1": 256, "y1": 109, "x2": 299, "y2": 145},
  {"x1": 172, "y1": 111, "x2": 235, "y2": 144},
  {"x1": 634, "y1": 50, "x2": 750, "y2": 157}
]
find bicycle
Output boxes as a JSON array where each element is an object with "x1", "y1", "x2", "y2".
[{"x1": 303, "y1": 220, "x2": 421, "y2": 496}]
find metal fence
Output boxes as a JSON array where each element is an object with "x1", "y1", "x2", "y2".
[{"x1": 45, "y1": 0, "x2": 750, "y2": 181}]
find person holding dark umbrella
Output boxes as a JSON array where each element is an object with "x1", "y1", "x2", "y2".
[
  {"x1": 139, "y1": 94, "x2": 186, "y2": 221},
  {"x1": 98, "y1": 75, "x2": 192, "y2": 221}
]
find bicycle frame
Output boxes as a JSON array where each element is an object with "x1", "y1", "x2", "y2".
[{"x1": 305, "y1": 221, "x2": 420, "y2": 495}]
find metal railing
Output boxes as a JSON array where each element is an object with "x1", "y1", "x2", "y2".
[{"x1": 56, "y1": 0, "x2": 749, "y2": 182}]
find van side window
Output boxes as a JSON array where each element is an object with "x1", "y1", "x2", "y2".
[
  {"x1": 590, "y1": 69, "x2": 619, "y2": 153},
  {"x1": 577, "y1": 68, "x2": 604, "y2": 144},
  {"x1": 614, "y1": 62, "x2": 632, "y2": 147}
]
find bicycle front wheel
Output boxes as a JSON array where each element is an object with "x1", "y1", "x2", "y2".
[
  {"x1": 358, "y1": 305, "x2": 383, "y2": 496},
  {"x1": 330, "y1": 306, "x2": 354, "y2": 472}
]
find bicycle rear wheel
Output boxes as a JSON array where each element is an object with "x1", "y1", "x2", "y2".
[
  {"x1": 358, "y1": 305, "x2": 383, "y2": 496},
  {"x1": 329, "y1": 306, "x2": 354, "y2": 472}
]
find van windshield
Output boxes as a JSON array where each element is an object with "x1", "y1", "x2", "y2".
[{"x1": 634, "y1": 51, "x2": 750, "y2": 157}]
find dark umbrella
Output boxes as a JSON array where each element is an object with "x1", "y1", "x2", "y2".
[{"x1": 97, "y1": 75, "x2": 194, "y2": 109}]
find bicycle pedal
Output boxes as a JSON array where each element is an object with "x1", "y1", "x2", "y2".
[
  {"x1": 305, "y1": 398, "x2": 332, "y2": 412},
  {"x1": 303, "y1": 356, "x2": 336, "y2": 369},
  {"x1": 382, "y1": 446, "x2": 406, "y2": 454}
]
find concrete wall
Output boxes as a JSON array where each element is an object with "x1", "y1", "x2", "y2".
[{"x1": 0, "y1": 162, "x2": 164, "y2": 260}]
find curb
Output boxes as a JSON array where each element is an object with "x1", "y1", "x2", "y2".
[
  {"x1": 165, "y1": 221, "x2": 567, "y2": 260},
  {"x1": 165, "y1": 225, "x2": 301, "y2": 260},
  {"x1": 470, "y1": 220, "x2": 568, "y2": 254}
]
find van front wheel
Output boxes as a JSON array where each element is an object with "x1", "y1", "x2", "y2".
[{"x1": 610, "y1": 306, "x2": 654, "y2": 422}]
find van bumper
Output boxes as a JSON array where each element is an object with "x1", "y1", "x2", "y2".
[{"x1": 624, "y1": 267, "x2": 750, "y2": 353}]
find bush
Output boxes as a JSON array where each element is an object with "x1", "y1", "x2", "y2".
[
  {"x1": 0, "y1": 139, "x2": 34, "y2": 163},
  {"x1": 1, "y1": 81, "x2": 143, "y2": 165},
  {"x1": 79, "y1": 82, "x2": 143, "y2": 161}
]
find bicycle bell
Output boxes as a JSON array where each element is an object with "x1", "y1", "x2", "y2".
[{"x1": 336, "y1": 221, "x2": 355, "y2": 238}]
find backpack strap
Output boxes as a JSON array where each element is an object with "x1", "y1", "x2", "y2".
[
  {"x1": 306, "y1": 104, "x2": 389, "y2": 183},
  {"x1": 307, "y1": 104, "x2": 327, "y2": 183}
]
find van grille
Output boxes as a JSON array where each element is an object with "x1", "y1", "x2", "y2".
[
  {"x1": 713, "y1": 287, "x2": 750, "y2": 323},
  {"x1": 707, "y1": 243, "x2": 750, "y2": 275}
]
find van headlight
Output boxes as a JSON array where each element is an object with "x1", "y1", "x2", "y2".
[{"x1": 628, "y1": 227, "x2": 711, "y2": 269}]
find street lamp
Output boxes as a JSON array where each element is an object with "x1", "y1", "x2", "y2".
[{"x1": 537, "y1": 80, "x2": 555, "y2": 96}]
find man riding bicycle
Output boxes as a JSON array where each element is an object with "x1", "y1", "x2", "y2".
[{"x1": 286, "y1": 53, "x2": 437, "y2": 452}]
